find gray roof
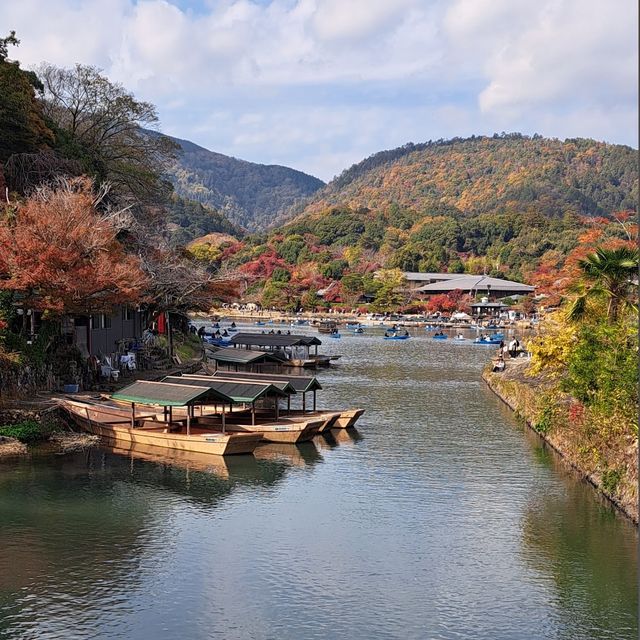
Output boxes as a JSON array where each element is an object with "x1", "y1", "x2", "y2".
[
  {"x1": 161, "y1": 375, "x2": 287, "y2": 403},
  {"x1": 416, "y1": 275, "x2": 534, "y2": 293},
  {"x1": 207, "y1": 347, "x2": 283, "y2": 365},
  {"x1": 404, "y1": 272, "x2": 467, "y2": 282},
  {"x1": 184, "y1": 373, "x2": 296, "y2": 395},
  {"x1": 470, "y1": 302, "x2": 507, "y2": 308},
  {"x1": 230, "y1": 332, "x2": 322, "y2": 347},
  {"x1": 211, "y1": 370, "x2": 322, "y2": 393},
  {"x1": 113, "y1": 380, "x2": 232, "y2": 406}
]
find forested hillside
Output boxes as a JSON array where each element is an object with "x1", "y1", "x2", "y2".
[
  {"x1": 296, "y1": 133, "x2": 637, "y2": 219},
  {"x1": 166, "y1": 136, "x2": 325, "y2": 232},
  {"x1": 201, "y1": 134, "x2": 637, "y2": 310}
]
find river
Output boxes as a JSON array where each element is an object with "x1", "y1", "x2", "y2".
[{"x1": 0, "y1": 328, "x2": 637, "y2": 639}]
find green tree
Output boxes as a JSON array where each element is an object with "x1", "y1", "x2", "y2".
[
  {"x1": 340, "y1": 273, "x2": 364, "y2": 307},
  {"x1": 568, "y1": 247, "x2": 639, "y2": 322},
  {"x1": 0, "y1": 32, "x2": 54, "y2": 164}
]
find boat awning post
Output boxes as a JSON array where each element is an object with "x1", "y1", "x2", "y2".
[
  {"x1": 302, "y1": 392, "x2": 306, "y2": 413},
  {"x1": 131, "y1": 402, "x2": 136, "y2": 428},
  {"x1": 275, "y1": 398, "x2": 279, "y2": 420},
  {"x1": 186, "y1": 405, "x2": 191, "y2": 435},
  {"x1": 168, "y1": 405, "x2": 173, "y2": 425},
  {"x1": 287, "y1": 395, "x2": 291, "y2": 415},
  {"x1": 313, "y1": 390, "x2": 317, "y2": 411},
  {"x1": 221, "y1": 406, "x2": 226, "y2": 434},
  {"x1": 251, "y1": 401, "x2": 256, "y2": 425}
]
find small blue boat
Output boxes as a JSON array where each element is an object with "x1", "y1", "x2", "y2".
[
  {"x1": 474, "y1": 337, "x2": 502, "y2": 345},
  {"x1": 329, "y1": 332, "x2": 341, "y2": 339},
  {"x1": 255, "y1": 321, "x2": 266, "y2": 326},
  {"x1": 432, "y1": 334, "x2": 448, "y2": 340},
  {"x1": 384, "y1": 333, "x2": 410, "y2": 340}
]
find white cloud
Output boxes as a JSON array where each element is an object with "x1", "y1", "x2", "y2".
[{"x1": 0, "y1": 0, "x2": 636, "y2": 180}]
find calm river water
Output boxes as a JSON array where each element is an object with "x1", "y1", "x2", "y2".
[{"x1": 0, "y1": 328, "x2": 637, "y2": 640}]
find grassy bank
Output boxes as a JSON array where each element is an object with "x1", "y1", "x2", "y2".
[{"x1": 483, "y1": 359, "x2": 638, "y2": 524}]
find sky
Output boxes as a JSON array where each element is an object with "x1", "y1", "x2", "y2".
[{"x1": 1, "y1": 0, "x2": 637, "y2": 181}]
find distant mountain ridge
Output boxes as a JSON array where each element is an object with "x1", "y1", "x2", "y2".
[
  {"x1": 165, "y1": 135, "x2": 325, "y2": 232},
  {"x1": 291, "y1": 133, "x2": 637, "y2": 222}
]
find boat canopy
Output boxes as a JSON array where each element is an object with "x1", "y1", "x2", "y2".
[
  {"x1": 161, "y1": 375, "x2": 288, "y2": 404},
  {"x1": 230, "y1": 333, "x2": 322, "y2": 348},
  {"x1": 210, "y1": 370, "x2": 322, "y2": 393},
  {"x1": 206, "y1": 347, "x2": 284, "y2": 365},
  {"x1": 183, "y1": 373, "x2": 297, "y2": 395},
  {"x1": 112, "y1": 380, "x2": 232, "y2": 407}
]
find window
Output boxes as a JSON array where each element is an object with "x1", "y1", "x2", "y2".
[
  {"x1": 102, "y1": 314, "x2": 112, "y2": 329},
  {"x1": 123, "y1": 307, "x2": 134, "y2": 321}
]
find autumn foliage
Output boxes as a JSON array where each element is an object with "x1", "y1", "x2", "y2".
[{"x1": 0, "y1": 178, "x2": 147, "y2": 313}]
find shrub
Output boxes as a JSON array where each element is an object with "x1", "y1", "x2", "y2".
[{"x1": 0, "y1": 420, "x2": 45, "y2": 443}]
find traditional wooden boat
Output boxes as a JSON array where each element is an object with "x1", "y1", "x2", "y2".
[
  {"x1": 195, "y1": 412, "x2": 324, "y2": 443},
  {"x1": 317, "y1": 320, "x2": 338, "y2": 334},
  {"x1": 60, "y1": 395, "x2": 262, "y2": 456},
  {"x1": 206, "y1": 370, "x2": 364, "y2": 431},
  {"x1": 333, "y1": 408, "x2": 365, "y2": 429}
]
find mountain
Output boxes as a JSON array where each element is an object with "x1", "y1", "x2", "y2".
[
  {"x1": 292, "y1": 133, "x2": 637, "y2": 221},
  {"x1": 165, "y1": 136, "x2": 325, "y2": 232},
  {"x1": 218, "y1": 134, "x2": 637, "y2": 309}
]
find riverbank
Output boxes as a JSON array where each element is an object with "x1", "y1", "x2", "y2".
[
  {"x1": 483, "y1": 358, "x2": 638, "y2": 524},
  {"x1": 0, "y1": 405, "x2": 99, "y2": 458}
]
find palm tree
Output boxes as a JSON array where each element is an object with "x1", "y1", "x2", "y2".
[{"x1": 567, "y1": 247, "x2": 639, "y2": 322}]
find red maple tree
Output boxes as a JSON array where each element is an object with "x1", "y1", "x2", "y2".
[{"x1": 0, "y1": 178, "x2": 147, "y2": 314}]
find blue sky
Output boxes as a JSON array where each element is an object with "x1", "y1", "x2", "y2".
[{"x1": 1, "y1": 0, "x2": 637, "y2": 181}]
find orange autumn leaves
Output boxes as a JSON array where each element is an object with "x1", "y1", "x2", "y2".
[{"x1": 0, "y1": 178, "x2": 147, "y2": 313}]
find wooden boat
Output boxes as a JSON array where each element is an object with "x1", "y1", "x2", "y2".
[
  {"x1": 60, "y1": 398, "x2": 262, "y2": 456},
  {"x1": 195, "y1": 412, "x2": 324, "y2": 444},
  {"x1": 333, "y1": 408, "x2": 365, "y2": 429},
  {"x1": 317, "y1": 320, "x2": 338, "y2": 334}
]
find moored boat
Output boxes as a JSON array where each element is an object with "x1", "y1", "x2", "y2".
[
  {"x1": 60, "y1": 396, "x2": 262, "y2": 456},
  {"x1": 333, "y1": 408, "x2": 365, "y2": 429}
]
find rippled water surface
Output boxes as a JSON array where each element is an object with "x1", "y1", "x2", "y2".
[{"x1": 0, "y1": 329, "x2": 637, "y2": 639}]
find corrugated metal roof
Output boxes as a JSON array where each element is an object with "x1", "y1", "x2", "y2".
[
  {"x1": 230, "y1": 332, "x2": 322, "y2": 347},
  {"x1": 416, "y1": 275, "x2": 534, "y2": 293},
  {"x1": 162, "y1": 376, "x2": 287, "y2": 403},
  {"x1": 207, "y1": 347, "x2": 283, "y2": 364},
  {"x1": 184, "y1": 373, "x2": 296, "y2": 395},
  {"x1": 211, "y1": 370, "x2": 322, "y2": 393},
  {"x1": 404, "y1": 272, "x2": 467, "y2": 281},
  {"x1": 112, "y1": 380, "x2": 232, "y2": 406}
]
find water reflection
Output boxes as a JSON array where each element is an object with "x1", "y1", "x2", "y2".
[
  {"x1": 0, "y1": 333, "x2": 636, "y2": 640},
  {"x1": 253, "y1": 441, "x2": 322, "y2": 468},
  {"x1": 521, "y1": 440, "x2": 638, "y2": 639}
]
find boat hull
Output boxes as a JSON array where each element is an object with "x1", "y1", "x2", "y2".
[
  {"x1": 333, "y1": 408, "x2": 365, "y2": 429},
  {"x1": 61, "y1": 400, "x2": 262, "y2": 456}
]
